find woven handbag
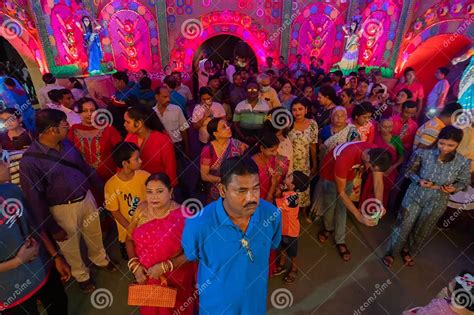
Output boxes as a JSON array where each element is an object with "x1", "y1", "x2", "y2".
[{"x1": 128, "y1": 276, "x2": 177, "y2": 308}]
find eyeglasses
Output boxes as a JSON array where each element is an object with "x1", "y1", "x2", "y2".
[{"x1": 247, "y1": 88, "x2": 258, "y2": 92}]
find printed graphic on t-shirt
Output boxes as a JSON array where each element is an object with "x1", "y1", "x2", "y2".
[{"x1": 124, "y1": 193, "x2": 140, "y2": 216}]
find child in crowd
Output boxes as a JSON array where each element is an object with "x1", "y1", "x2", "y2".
[
  {"x1": 273, "y1": 171, "x2": 309, "y2": 283},
  {"x1": 45, "y1": 89, "x2": 62, "y2": 109},
  {"x1": 351, "y1": 102, "x2": 375, "y2": 143},
  {"x1": 56, "y1": 89, "x2": 81, "y2": 125},
  {"x1": 105, "y1": 141, "x2": 150, "y2": 260}
]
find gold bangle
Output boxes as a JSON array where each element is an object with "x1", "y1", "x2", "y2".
[
  {"x1": 131, "y1": 264, "x2": 141, "y2": 274},
  {"x1": 128, "y1": 261, "x2": 140, "y2": 272},
  {"x1": 167, "y1": 260, "x2": 174, "y2": 272},
  {"x1": 127, "y1": 257, "x2": 139, "y2": 269},
  {"x1": 161, "y1": 262, "x2": 167, "y2": 274}
]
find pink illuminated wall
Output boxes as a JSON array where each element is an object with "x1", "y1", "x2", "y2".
[
  {"x1": 0, "y1": 0, "x2": 47, "y2": 73},
  {"x1": 98, "y1": 1, "x2": 161, "y2": 72},
  {"x1": 289, "y1": 1, "x2": 348, "y2": 70},
  {"x1": 166, "y1": 0, "x2": 284, "y2": 72},
  {"x1": 169, "y1": 10, "x2": 276, "y2": 72},
  {"x1": 39, "y1": 0, "x2": 88, "y2": 68},
  {"x1": 359, "y1": 0, "x2": 401, "y2": 68},
  {"x1": 49, "y1": 4, "x2": 87, "y2": 66},
  {"x1": 396, "y1": 0, "x2": 474, "y2": 75}
]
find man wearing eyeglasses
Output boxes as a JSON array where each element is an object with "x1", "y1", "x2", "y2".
[
  {"x1": 182, "y1": 157, "x2": 281, "y2": 315},
  {"x1": 233, "y1": 81, "x2": 270, "y2": 146},
  {"x1": 19, "y1": 109, "x2": 116, "y2": 294}
]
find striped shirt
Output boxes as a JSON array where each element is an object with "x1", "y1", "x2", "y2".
[
  {"x1": 4, "y1": 149, "x2": 24, "y2": 186},
  {"x1": 233, "y1": 99, "x2": 270, "y2": 130},
  {"x1": 413, "y1": 117, "x2": 445, "y2": 149}
]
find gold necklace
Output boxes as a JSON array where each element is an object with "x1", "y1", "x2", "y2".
[{"x1": 150, "y1": 200, "x2": 174, "y2": 220}]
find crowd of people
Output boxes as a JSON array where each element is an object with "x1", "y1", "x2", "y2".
[{"x1": 0, "y1": 53, "x2": 473, "y2": 315}]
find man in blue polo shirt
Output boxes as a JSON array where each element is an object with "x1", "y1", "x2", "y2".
[{"x1": 182, "y1": 157, "x2": 282, "y2": 315}]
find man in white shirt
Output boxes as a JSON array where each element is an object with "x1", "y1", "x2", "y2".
[
  {"x1": 38, "y1": 73, "x2": 64, "y2": 108},
  {"x1": 225, "y1": 60, "x2": 236, "y2": 83},
  {"x1": 172, "y1": 71, "x2": 193, "y2": 103},
  {"x1": 154, "y1": 86, "x2": 192, "y2": 198},
  {"x1": 154, "y1": 86, "x2": 190, "y2": 155},
  {"x1": 426, "y1": 67, "x2": 450, "y2": 117},
  {"x1": 56, "y1": 89, "x2": 81, "y2": 125},
  {"x1": 257, "y1": 73, "x2": 281, "y2": 109},
  {"x1": 191, "y1": 87, "x2": 226, "y2": 146}
]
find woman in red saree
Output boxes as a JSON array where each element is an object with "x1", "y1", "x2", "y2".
[
  {"x1": 251, "y1": 132, "x2": 289, "y2": 203},
  {"x1": 127, "y1": 173, "x2": 195, "y2": 315},
  {"x1": 124, "y1": 105, "x2": 177, "y2": 186},
  {"x1": 360, "y1": 118, "x2": 404, "y2": 208},
  {"x1": 67, "y1": 97, "x2": 122, "y2": 182}
]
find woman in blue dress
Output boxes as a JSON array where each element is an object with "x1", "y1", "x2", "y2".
[
  {"x1": 81, "y1": 16, "x2": 103, "y2": 75},
  {"x1": 383, "y1": 126, "x2": 470, "y2": 267}
]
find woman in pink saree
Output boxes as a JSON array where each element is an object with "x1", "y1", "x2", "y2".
[
  {"x1": 127, "y1": 173, "x2": 195, "y2": 315},
  {"x1": 251, "y1": 132, "x2": 289, "y2": 203}
]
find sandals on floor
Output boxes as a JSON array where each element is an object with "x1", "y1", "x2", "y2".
[
  {"x1": 336, "y1": 244, "x2": 352, "y2": 262},
  {"x1": 382, "y1": 254, "x2": 394, "y2": 268},
  {"x1": 318, "y1": 230, "x2": 332, "y2": 244},
  {"x1": 401, "y1": 249, "x2": 414, "y2": 267},
  {"x1": 283, "y1": 270, "x2": 298, "y2": 284},
  {"x1": 78, "y1": 278, "x2": 96, "y2": 294},
  {"x1": 272, "y1": 265, "x2": 287, "y2": 276}
]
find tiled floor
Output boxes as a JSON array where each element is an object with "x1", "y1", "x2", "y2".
[{"x1": 66, "y1": 210, "x2": 473, "y2": 315}]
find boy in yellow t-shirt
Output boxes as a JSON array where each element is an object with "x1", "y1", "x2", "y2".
[{"x1": 105, "y1": 141, "x2": 150, "y2": 260}]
